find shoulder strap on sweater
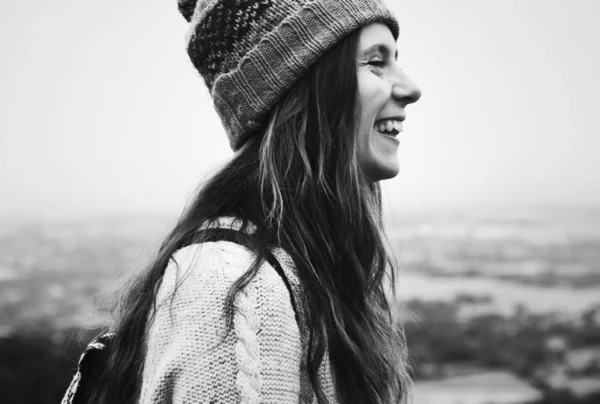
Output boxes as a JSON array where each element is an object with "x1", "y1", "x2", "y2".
[{"x1": 198, "y1": 227, "x2": 300, "y2": 327}]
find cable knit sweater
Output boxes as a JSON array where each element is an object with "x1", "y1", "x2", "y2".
[{"x1": 138, "y1": 217, "x2": 337, "y2": 404}]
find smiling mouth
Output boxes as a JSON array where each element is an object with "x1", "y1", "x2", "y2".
[{"x1": 373, "y1": 118, "x2": 402, "y2": 137}]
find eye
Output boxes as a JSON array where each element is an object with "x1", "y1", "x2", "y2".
[{"x1": 367, "y1": 59, "x2": 386, "y2": 68}]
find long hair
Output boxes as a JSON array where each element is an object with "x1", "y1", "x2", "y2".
[{"x1": 85, "y1": 28, "x2": 410, "y2": 404}]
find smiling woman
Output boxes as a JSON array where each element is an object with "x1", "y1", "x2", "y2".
[
  {"x1": 356, "y1": 23, "x2": 421, "y2": 182},
  {"x1": 61, "y1": 1, "x2": 421, "y2": 404}
]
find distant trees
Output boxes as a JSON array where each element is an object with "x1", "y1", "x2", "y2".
[
  {"x1": 402, "y1": 298, "x2": 600, "y2": 383},
  {"x1": 527, "y1": 390, "x2": 600, "y2": 404}
]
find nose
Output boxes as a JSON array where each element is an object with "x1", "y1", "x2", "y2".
[{"x1": 391, "y1": 71, "x2": 421, "y2": 106}]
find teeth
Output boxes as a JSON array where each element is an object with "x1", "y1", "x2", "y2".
[{"x1": 374, "y1": 119, "x2": 402, "y2": 134}]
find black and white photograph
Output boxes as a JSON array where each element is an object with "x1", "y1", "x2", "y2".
[{"x1": 1, "y1": 1, "x2": 599, "y2": 403}]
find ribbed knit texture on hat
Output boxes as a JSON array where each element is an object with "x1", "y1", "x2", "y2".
[{"x1": 178, "y1": 0, "x2": 399, "y2": 150}]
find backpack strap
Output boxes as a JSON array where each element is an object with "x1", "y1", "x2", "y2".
[
  {"x1": 198, "y1": 227, "x2": 300, "y2": 327},
  {"x1": 61, "y1": 333, "x2": 115, "y2": 404}
]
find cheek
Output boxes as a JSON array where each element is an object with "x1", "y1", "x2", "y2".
[
  {"x1": 357, "y1": 72, "x2": 390, "y2": 128},
  {"x1": 355, "y1": 71, "x2": 400, "y2": 181}
]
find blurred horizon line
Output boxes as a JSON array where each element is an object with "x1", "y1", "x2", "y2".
[{"x1": 2, "y1": 201, "x2": 600, "y2": 227}]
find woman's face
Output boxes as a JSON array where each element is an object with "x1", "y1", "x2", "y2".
[{"x1": 356, "y1": 23, "x2": 421, "y2": 182}]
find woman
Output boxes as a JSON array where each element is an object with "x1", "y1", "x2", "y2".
[{"x1": 62, "y1": 0, "x2": 421, "y2": 403}]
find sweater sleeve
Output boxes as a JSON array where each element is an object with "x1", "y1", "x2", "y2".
[{"x1": 138, "y1": 241, "x2": 304, "y2": 404}]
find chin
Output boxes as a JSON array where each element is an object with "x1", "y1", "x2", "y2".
[
  {"x1": 363, "y1": 161, "x2": 399, "y2": 182},
  {"x1": 376, "y1": 168, "x2": 399, "y2": 181}
]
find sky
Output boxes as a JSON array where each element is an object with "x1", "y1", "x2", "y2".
[{"x1": 1, "y1": 0, "x2": 599, "y2": 221}]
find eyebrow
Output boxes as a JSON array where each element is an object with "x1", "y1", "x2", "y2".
[{"x1": 361, "y1": 44, "x2": 398, "y2": 59}]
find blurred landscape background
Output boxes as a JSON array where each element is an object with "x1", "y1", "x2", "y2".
[
  {"x1": 2, "y1": 0, "x2": 600, "y2": 403},
  {"x1": 1, "y1": 206, "x2": 599, "y2": 403}
]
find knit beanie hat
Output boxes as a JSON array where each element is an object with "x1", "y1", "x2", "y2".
[{"x1": 178, "y1": 0, "x2": 400, "y2": 150}]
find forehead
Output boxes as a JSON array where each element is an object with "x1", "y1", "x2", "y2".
[{"x1": 357, "y1": 22, "x2": 397, "y2": 54}]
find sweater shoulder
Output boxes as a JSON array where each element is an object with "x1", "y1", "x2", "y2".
[
  {"x1": 161, "y1": 240, "x2": 299, "y2": 301},
  {"x1": 141, "y1": 240, "x2": 305, "y2": 403}
]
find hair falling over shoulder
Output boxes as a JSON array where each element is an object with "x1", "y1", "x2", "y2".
[{"x1": 86, "y1": 29, "x2": 411, "y2": 404}]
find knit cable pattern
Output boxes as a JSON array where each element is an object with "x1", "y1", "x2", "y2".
[
  {"x1": 233, "y1": 274, "x2": 261, "y2": 403},
  {"x1": 138, "y1": 217, "x2": 336, "y2": 403}
]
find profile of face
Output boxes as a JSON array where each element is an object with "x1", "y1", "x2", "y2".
[{"x1": 355, "y1": 23, "x2": 421, "y2": 182}]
